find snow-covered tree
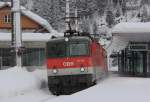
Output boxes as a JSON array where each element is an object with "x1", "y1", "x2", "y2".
[
  {"x1": 80, "y1": 17, "x2": 91, "y2": 33},
  {"x1": 21, "y1": 0, "x2": 34, "y2": 10},
  {"x1": 116, "y1": 9, "x2": 121, "y2": 17},
  {"x1": 141, "y1": 5, "x2": 148, "y2": 22},
  {"x1": 106, "y1": 10, "x2": 115, "y2": 28},
  {"x1": 122, "y1": 0, "x2": 126, "y2": 16}
]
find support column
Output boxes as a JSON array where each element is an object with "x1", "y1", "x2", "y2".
[{"x1": 12, "y1": 0, "x2": 22, "y2": 67}]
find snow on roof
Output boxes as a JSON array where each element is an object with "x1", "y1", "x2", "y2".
[
  {"x1": 112, "y1": 22, "x2": 150, "y2": 42},
  {"x1": 0, "y1": 33, "x2": 52, "y2": 42},
  {"x1": 0, "y1": 2, "x2": 57, "y2": 34},
  {"x1": 107, "y1": 22, "x2": 150, "y2": 55},
  {"x1": 21, "y1": 8, "x2": 57, "y2": 34},
  {"x1": 112, "y1": 22, "x2": 150, "y2": 35}
]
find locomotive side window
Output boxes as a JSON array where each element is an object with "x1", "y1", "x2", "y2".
[
  {"x1": 47, "y1": 42, "x2": 66, "y2": 58},
  {"x1": 69, "y1": 42, "x2": 89, "y2": 56}
]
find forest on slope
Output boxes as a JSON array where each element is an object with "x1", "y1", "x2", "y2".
[{"x1": 1, "y1": 0, "x2": 150, "y2": 34}]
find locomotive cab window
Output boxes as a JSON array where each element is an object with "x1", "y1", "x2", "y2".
[
  {"x1": 47, "y1": 40, "x2": 90, "y2": 58},
  {"x1": 69, "y1": 42, "x2": 89, "y2": 56},
  {"x1": 47, "y1": 42, "x2": 66, "y2": 58}
]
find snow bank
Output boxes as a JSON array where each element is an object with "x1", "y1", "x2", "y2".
[
  {"x1": 0, "y1": 67, "x2": 41, "y2": 99},
  {"x1": 47, "y1": 77, "x2": 150, "y2": 102}
]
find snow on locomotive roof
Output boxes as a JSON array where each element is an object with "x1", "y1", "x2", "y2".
[
  {"x1": 0, "y1": 2, "x2": 57, "y2": 34},
  {"x1": 112, "y1": 22, "x2": 150, "y2": 35}
]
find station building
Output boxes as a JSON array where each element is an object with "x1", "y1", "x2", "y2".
[
  {"x1": 0, "y1": 2, "x2": 56, "y2": 69},
  {"x1": 112, "y1": 22, "x2": 150, "y2": 77}
]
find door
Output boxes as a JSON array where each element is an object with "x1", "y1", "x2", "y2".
[
  {"x1": 136, "y1": 52, "x2": 144, "y2": 75},
  {"x1": 133, "y1": 51, "x2": 147, "y2": 77},
  {"x1": 147, "y1": 52, "x2": 150, "y2": 76},
  {"x1": 0, "y1": 57, "x2": 2, "y2": 70}
]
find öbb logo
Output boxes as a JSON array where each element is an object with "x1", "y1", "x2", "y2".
[{"x1": 63, "y1": 62, "x2": 74, "y2": 67}]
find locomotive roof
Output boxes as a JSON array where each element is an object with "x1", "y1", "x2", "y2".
[{"x1": 47, "y1": 36, "x2": 92, "y2": 42}]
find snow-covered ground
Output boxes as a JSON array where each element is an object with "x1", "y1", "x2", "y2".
[
  {"x1": 47, "y1": 76, "x2": 150, "y2": 102},
  {"x1": 1, "y1": 67, "x2": 150, "y2": 102},
  {"x1": 0, "y1": 67, "x2": 40, "y2": 98},
  {"x1": 1, "y1": 89, "x2": 54, "y2": 102},
  {"x1": 0, "y1": 67, "x2": 55, "y2": 102}
]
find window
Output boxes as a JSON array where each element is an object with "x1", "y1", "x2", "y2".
[
  {"x1": 22, "y1": 48, "x2": 45, "y2": 66},
  {"x1": 3, "y1": 14, "x2": 11, "y2": 23},
  {"x1": 0, "y1": 48, "x2": 12, "y2": 66},
  {"x1": 69, "y1": 42, "x2": 89, "y2": 56},
  {"x1": 46, "y1": 41, "x2": 89, "y2": 58},
  {"x1": 47, "y1": 42, "x2": 66, "y2": 58}
]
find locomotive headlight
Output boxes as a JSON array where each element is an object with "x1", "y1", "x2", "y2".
[
  {"x1": 80, "y1": 68, "x2": 85, "y2": 72},
  {"x1": 65, "y1": 37, "x2": 69, "y2": 42},
  {"x1": 52, "y1": 69, "x2": 58, "y2": 74}
]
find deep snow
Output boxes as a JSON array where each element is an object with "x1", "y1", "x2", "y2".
[
  {"x1": 0, "y1": 67, "x2": 55, "y2": 102},
  {"x1": 1, "y1": 89, "x2": 55, "y2": 102},
  {"x1": 1, "y1": 67, "x2": 150, "y2": 102},
  {"x1": 0, "y1": 67, "x2": 41, "y2": 99},
  {"x1": 46, "y1": 76, "x2": 150, "y2": 102}
]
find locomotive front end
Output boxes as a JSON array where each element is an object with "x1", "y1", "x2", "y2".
[{"x1": 46, "y1": 37, "x2": 95, "y2": 95}]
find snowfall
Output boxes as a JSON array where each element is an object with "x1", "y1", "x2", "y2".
[{"x1": 0, "y1": 66, "x2": 150, "y2": 102}]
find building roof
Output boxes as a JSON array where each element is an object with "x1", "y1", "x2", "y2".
[
  {"x1": 0, "y1": 33, "x2": 52, "y2": 42},
  {"x1": 106, "y1": 22, "x2": 150, "y2": 54},
  {"x1": 112, "y1": 22, "x2": 150, "y2": 42},
  {"x1": 0, "y1": 2, "x2": 56, "y2": 34},
  {"x1": 112, "y1": 22, "x2": 150, "y2": 34}
]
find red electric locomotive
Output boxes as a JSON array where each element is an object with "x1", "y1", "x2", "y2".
[{"x1": 46, "y1": 31, "x2": 107, "y2": 95}]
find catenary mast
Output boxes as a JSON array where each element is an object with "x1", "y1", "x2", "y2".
[
  {"x1": 11, "y1": 0, "x2": 22, "y2": 67},
  {"x1": 75, "y1": 0, "x2": 78, "y2": 31},
  {"x1": 65, "y1": 0, "x2": 70, "y2": 30}
]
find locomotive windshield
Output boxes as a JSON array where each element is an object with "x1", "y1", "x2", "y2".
[
  {"x1": 47, "y1": 40, "x2": 89, "y2": 58},
  {"x1": 47, "y1": 42, "x2": 66, "y2": 58},
  {"x1": 69, "y1": 42, "x2": 89, "y2": 56}
]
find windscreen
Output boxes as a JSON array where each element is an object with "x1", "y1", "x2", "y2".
[
  {"x1": 47, "y1": 42, "x2": 66, "y2": 58},
  {"x1": 47, "y1": 41, "x2": 89, "y2": 58},
  {"x1": 69, "y1": 42, "x2": 89, "y2": 56}
]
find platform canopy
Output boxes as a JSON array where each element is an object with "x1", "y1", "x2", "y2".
[
  {"x1": 0, "y1": 33, "x2": 52, "y2": 42},
  {"x1": 112, "y1": 22, "x2": 150, "y2": 42},
  {"x1": 107, "y1": 22, "x2": 150, "y2": 54}
]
